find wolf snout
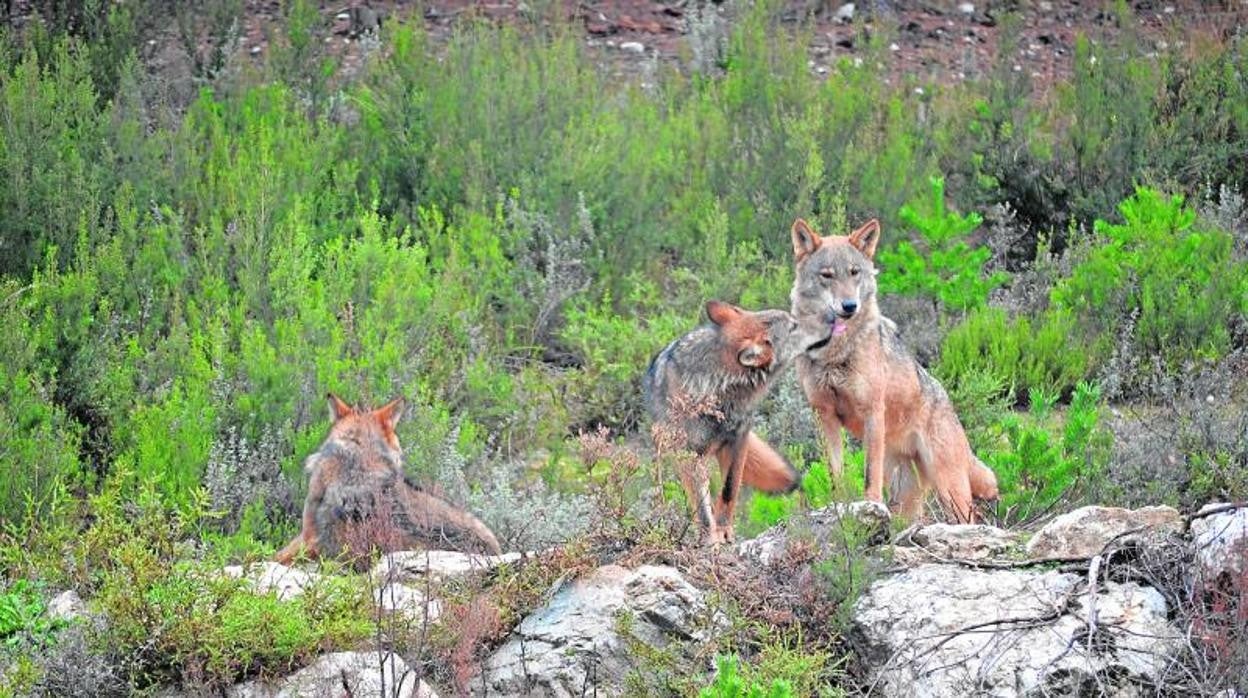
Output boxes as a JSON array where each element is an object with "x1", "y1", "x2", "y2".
[{"x1": 840, "y1": 299, "x2": 858, "y2": 316}]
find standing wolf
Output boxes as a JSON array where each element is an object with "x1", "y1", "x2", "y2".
[
  {"x1": 644, "y1": 301, "x2": 816, "y2": 544},
  {"x1": 789, "y1": 218, "x2": 998, "y2": 522},
  {"x1": 275, "y1": 394, "x2": 501, "y2": 565}
]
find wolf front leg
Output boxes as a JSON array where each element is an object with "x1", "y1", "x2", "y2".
[
  {"x1": 712, "y1": 436, "x2": 750, "y2": 544},
  {"x1": 862, "y1": 409, "x2": 888, "y2": 504},
  {"x1": 812, "y1": 401, "x2": 845, "y2": 479},
  {"x1": 677, "y1": 453, "x2": 719, "y2": 546}
]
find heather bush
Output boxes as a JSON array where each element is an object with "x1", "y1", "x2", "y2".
[{"x1": 0, "y1": 1, "x2": 1247, "y2": 689}]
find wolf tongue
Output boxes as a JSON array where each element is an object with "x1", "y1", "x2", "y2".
[{"x1": 832, "y1": 317, "x2": 848, "y2": 336}]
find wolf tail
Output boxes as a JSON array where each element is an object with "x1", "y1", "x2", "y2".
[
  {"x1": 741, "y1": 431, "x2": 801, "y2": 494},
  {"x1": 969, "y1": 457, "x2": 999, "y2": 501},
  {"x1": 403, "y1": 488, "x2": 504, "y2": 555}
]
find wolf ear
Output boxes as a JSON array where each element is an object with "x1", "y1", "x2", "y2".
[
  {"x1": 848, "y1": 219, "x2": 881, "y2": 259},
  {"x1": 327, "y1": 393, "x2": 353, "y2": 422},
  {"x1": 706, "y1": 300, "x2": 742, "y2": 327},
  {"x1": 791, "y1": 219, "x2": 822, "y2": 260},
  {"x1": 375, "y1": 397, "x2": 405, "y2": 431}
]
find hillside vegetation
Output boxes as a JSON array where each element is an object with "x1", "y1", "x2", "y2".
[{"x1": 0, "y1": 0, "x2": 1245, "y2": 694}]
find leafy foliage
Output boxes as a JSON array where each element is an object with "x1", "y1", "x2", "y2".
[
  {"x1": 983, "y1": 382, "x2": 1110, "y2": 526},
  {"x1": 879, "y1": 176, "x2": 1008, "y2": 315},
  {"x1": 701, "y1": 655, "x2": 795, "y2": 698}
]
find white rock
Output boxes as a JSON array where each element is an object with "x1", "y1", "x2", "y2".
[
  {"x1": 899, "y1": 523, "x2": 1021, "y2": 563},
  {"x1": 739, "y1": 500, "x2": 890, "y2": 566},
  {"x1": 372, "y1": 550, "x2": 525, "y2": 585},
  {"x1": 478, "y1": 564, "x2": 721, "y2": 696},
  {"x1": 851, "y1": 564, "x2": 1181, "y2": 697},
  {"x1": 1190, "y1": 503, "x2": 1248, "y2": 581},
  {"x1": 46, "y1": 590, "x2": 88, "y2": 623},
  {"x1": 889, "y1": 42, "x2": 900, "y2": 52},
  {"x1": 373, "y1": 581, "x2": 443, "y2": 625},
  {"x1": 227, "y1": 651, "x2": 438, "y2": 698},
  {"x1": 957, "y1": 2, "x2": 975, "y2": 15},
  {"x1": 1026, "y1": 505, "x2": 1182, "y2": 560},
  {"x1": 834, "y1": 3, "x2": 855, "y2": 24},
  {"x1": 222, "y1": 562, "x2": 318, "y2": 602},
  {"x1": 619, "y1": 41, "x2": 645, "y2": 54}
]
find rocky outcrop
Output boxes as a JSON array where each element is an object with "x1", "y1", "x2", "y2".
[
  {"x1": 738, "y1": 500, "x2": 891, "y2": 565},
  {"x1": 477, "y1": 564, "x2": 720, "y2": 697},
  {"x1": 1190, "y1": 502, "x2": 1248, "y2": 581},
  {"x1": 892, "y1": 523, "x2": 1023, "y2": 565},
  {"x1": 227, "y1": 651, "x2": 438, "y2": 698},
  {"x1": 1025, "y1": 505, "x2": 1182, "y2": 560},
  {"x1": 372, "y1": 550, "x2": 526, "y2": 585},
  {"x1": 851, "y1": 563, "x2": 1180, "y2": 697}
]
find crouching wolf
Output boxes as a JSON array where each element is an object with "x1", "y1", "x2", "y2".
[
  {"x1": 643, "y1": 301, "x2": 818, "y2": 545},
  {"x1": 789, "y1": 218, "x2": 998, "y2": 522},
  {"x1": 275, "y1": 394, "x2": 502, "y2": 565}
]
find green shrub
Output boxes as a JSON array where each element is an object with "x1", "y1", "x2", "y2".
[
  {"x1": 1053, "y1": 187, "x2": 1248, "y2": 372},
  {"x1": 5, "y1": 475, "x2": 373, "y2": 690},
  {"x1": 701, "y1": 655, "x2": 794, "y2": 698},
  {"x1": 879, "y1": 176, "x2": 1007, "y2": 315},
  {"x1": 936, "y1": 306, "x2": 1092, "y2": 402},
  {"x1": 983, "y1": 382, "x2": 1110, "y2": 527},
  {"x1": 0, "y1": 580, "x2": 59, "y2": 650}
]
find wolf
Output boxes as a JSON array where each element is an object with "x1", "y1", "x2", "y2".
[
  {"x1": 275, "y1": 394, "x2": 502, "y2": 565},
  {"x1": 789, "y1": 218, "x2": 999, "y2": 522},
  {"x1": 643, "y1": 300, "x2": 820, "y2": 544}
]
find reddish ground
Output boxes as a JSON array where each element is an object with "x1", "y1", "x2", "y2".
[{"x1": 6, "y1": 1, "x2": 1248, "y2": 95}]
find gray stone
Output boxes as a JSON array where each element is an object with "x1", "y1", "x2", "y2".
[
  {"x1": 227, "y1": 651, "x2": 437, "y2": 698},
  {"x1": 372, "y1": 550, "x2": 525, "y2": 585},
  {"x1": 478, "y1": 564, "x2": 719, "y2": 697},
  {"x1": 222, "y1": 562, "x2": 317, "y2": 602},
  {"x1": 739, "y1": 500, "x2": 890, "y2": 566},
  {"x1": 851, "y1": 563, "x2": 1180, "y2": 697},
  {"x1": 899, "y1": 523, "x2": 1022, "y2": 563},
  {"x1": 619, "y1": 41, "x2": 645, "y2": 54},
  {"x1": 1026, "y1": 505, "x2": 1182, "y2": 560},
  {"x1": 1190, "y1": 503, "x2": 1248, "y2": 581},
  {"x1": 46, "y1": 590, "x2": 88, "y2": 623}
]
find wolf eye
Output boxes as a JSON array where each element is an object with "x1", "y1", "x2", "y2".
[
  {"x1": 849, "y1": 267, "x2": 861, "y2": 277},
  {"x1": 819, "y1": 269, "x2": 835, "y2": 279}
]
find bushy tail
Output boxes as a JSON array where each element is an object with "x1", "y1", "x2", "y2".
[
  {"x1": 405, "y1": 488, "x2": 504, "y2": 555},
  {"x1": 741, "y1": 432, "x2": 801, "y2": 494},
  {"x1": 969, "y1": 457, "x2": 999, "y2": 501},
  {"x1": 461, "y1": 511, "x2": 503, "y2": 555}
]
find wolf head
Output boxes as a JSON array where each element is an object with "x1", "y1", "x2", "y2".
[
  {"x1": 788, "y1": 218, "x2": 881, "y2": 341},
  {"x1": 705, "y1": 300, "x2": 803, "y2": 373},
  {"x1": 314, "y1": 393, "x2": 406, "y2": 473}
]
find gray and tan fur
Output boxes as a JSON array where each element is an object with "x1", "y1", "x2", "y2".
[
  {"x1": 789, "y1": 218, "x2": 999, "y2": 522},
  {"x1": 275, "y1": 394, "x2": 501, "y2": 565},
  {"x1": 643, "y1": 301, "x2": 816, "y2": 544}
]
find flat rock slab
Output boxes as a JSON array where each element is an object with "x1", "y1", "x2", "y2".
[
  {"x1": 372, "y1": 550, "x2": 526, "y2": 585},
  {"x1": 1026, "y1": 505, "x2": 1182, "y2": 560},
  {"x1": 893, "y1": 523, "x2": 1022, "y2": 565},
  {"x1": 739, "y1": 500, "x2": 891, "y2": 565},
  {"x1": 851, "y1": 563, "x2": 1179, "y2": 698},
  {"x1": 478, "y1": 564, "x2": 720, "y2": 697},
  {"x1": 227, "y1": 651, "x2": 438, "y2": 698}
]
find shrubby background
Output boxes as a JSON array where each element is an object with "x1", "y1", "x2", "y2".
[{"x1": 0, "y1": 0, "x2": 1245, "y2": 693}]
